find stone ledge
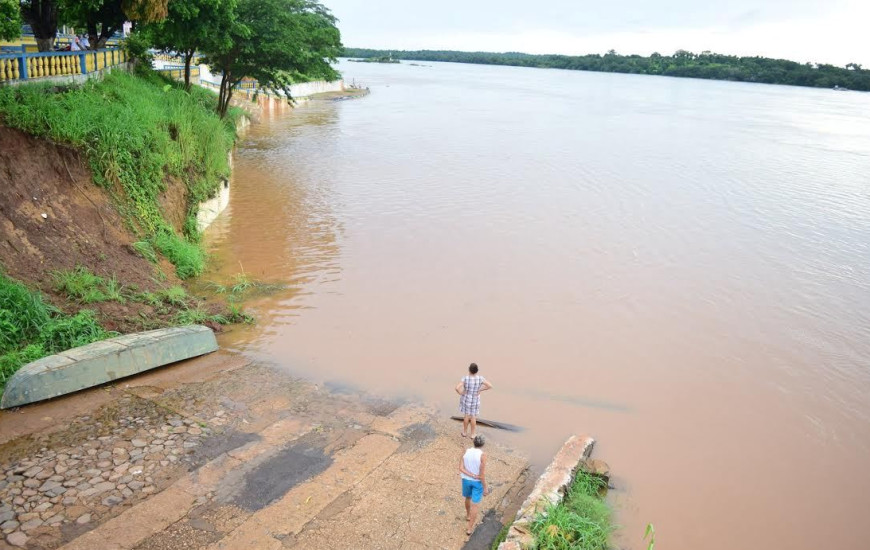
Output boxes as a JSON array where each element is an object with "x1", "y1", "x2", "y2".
[{"x1": 497, "y1": 434, "x2": 595, "y2": 549}]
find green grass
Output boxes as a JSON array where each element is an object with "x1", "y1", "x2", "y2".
[
  {"x1": 0, "y1": 70, "x2": 240, "y2": 278},
  {"x1": 132, "y1": 241, "x2": 158, "y2": 263},
  {"x1": 174, "y1": 303, "x2": 254, "y2": 326},
  {"x1": 206, "y1": 273, "x2": 285, "y2": 298},
  {"x1": 529, "y1": 470, "x2": 614, "y2": 550},
  {"x1": 490, "y1": 524, "x2": 510, "y2": 550},
  {"x1": 151, "y1": 230, "x2": 205, "y2": 279},
  {"x1": 52, "y1": 266, "x2": 127, "y2": 304},
  {"x1": 1, "y1": 273, "x2": 112, "y2": 391}
]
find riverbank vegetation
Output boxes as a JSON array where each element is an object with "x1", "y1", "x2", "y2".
[
  {"x1": 0, "y1": 70, "x2": 237, "y2": 275},
  {"x1": 491, "y1": 469, "x2": 613, "y2": 550},
  {"x1": 529, "y1": 469, "x2": 613, "y2": 549},
  {"x1": 2, "y1": 0, "x2": 342, "y2": 391},
  {"x1": 0, "y1": 69, "x2": 247, "y2": 389},
  {"x1": 344, "y1": 48, "x2": 870, "y2": 91},
  {"x1": 0, "y1": 273, "x2": 112, "y2": 391},
  {"x1": 142, "y1": 0, "x2": 342, "y2": 117}
]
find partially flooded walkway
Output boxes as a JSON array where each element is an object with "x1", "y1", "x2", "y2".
[{"x1": 0, "y1": 353, "x2": 529, "y2": 549}]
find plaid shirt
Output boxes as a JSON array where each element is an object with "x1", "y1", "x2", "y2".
[{"x1": 459, "y1": 375, "x2": 485, "y2": 415}]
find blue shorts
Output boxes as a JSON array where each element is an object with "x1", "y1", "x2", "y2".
[{"x1": 462, "y1": 478, "x2": 484, "y2": 503}]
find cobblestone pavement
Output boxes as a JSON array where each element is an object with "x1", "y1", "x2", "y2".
[{"x1": 0, "y1": 353, "x2": 530, "y2": 549}]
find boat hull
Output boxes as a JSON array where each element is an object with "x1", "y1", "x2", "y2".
[{"x1": 1, "y1": 325, "x2": 218, "y2": 409}]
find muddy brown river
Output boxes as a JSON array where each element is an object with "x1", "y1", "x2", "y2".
[{"x1": 204, "y1": 60, "x2": 870, "y2": 550}]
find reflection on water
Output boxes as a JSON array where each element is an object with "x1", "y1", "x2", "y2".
[
  {"x1": 206, "y1": 106, "x2": 344, "y2": 334},
  {"x1": 206, "y1": 61, "x2": 870, "y2": 550}
]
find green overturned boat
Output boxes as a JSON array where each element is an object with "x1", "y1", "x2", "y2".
[{"x1": 0, "y1": 326, "x2": 218, "y2": 409}]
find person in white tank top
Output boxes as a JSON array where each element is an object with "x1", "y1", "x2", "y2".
[{"x1": 459, "y1": 435, "x2": 491, "y2": 536}]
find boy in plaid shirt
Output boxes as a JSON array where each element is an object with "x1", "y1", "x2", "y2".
[{"x1": 454, "y1": 363, "x2": 493, "y2": 438}]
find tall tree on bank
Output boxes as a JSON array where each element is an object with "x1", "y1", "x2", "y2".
[
  {"x1": 20, "y1": 0, "x2": 57, "y2": 51},
  {"x1": 204, "y1": 0, "x2": 342, "y2": 118},
  {"x1": 61, "y1": 0, "x2": 167, "y2": 49},
  {"x1": 145, "y1": 0, "x2": 235, "y2": 90},
  {"x1": 1, "y1": 0, "x2": 22, "y2": 41}
]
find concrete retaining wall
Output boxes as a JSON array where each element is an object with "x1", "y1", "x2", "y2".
[
  {"x1": 498, "y1": 435, "x2": 596, "y2": 550},
  {"x1": 192, "y1": 68, "x2": 341, "y2": 232}
]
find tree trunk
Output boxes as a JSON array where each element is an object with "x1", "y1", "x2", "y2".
[
  {"x1": 218, "y1": 73, "x2": 229, "y2": 118},
  {"x1": 224, "y1": 87, "x2": 235, "y2": 117},
  {"x1": 183, "y1": 50, "x2": 194, "y2": 90},
  {"x1": 35, "y1": 37, "x2": 55, "y2": 52},
  {"x1": 23, "y1": 0, "x2": 58, "y2": 52}
]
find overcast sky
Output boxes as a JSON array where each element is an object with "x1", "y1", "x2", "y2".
[{"x1": 325, "y1": 0, "x2": 869, "y2": 67}]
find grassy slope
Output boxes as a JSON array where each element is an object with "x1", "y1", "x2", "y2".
[
  {"x1": 0, "y1": 70, "x2": 248, "y2": 391},
  {"x1": 0, "y1": 69, "x2": 240, "y2": 279}
]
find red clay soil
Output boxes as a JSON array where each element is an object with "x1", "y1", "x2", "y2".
[{"x1": 0, "y1": 126, "x2": 188, "y2": 332}]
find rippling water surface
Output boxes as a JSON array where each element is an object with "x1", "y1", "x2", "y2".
[{"x1": 205, "y1": 60, "x2": 870, "y2": 549}]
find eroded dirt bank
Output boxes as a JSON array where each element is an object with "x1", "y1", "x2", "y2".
[
  {"x1": 0, "y1": 353, "x2": 530, "y2": 549},
  {"x1": 0, "y1": 126, "x2": 190, "y2": 333}
]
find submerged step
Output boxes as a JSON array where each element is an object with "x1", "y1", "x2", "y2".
[{"x1": 1, "y1": 326, "x2": 218, "y2": 409}]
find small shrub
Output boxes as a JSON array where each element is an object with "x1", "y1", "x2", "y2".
[
  {"x1": 529, "y1": 471, "x2": 614, "y2": 550},
  {"x1": 40, "y1": 310, "x2": 112, "y2": 353},
  {"x1": 0, "y1": 274, "x2": 51, "y2": 353},
  {"x1": 224, "y1": 304, "x2": 255, "y2": 324},
  {"x1": 1, "y1": 274, "x2": 113, "y2": 391},
  {"x1": 53, "y1": 266, "x2": 107, "y2": 303},
  {"x1": 160, "y1": 286, "x2": 189, "y2": 306},
  {"x1": 152, "y1": 231, "x2": 205, "y2": 279},
  {"x1": 52, "y1": 267, "x2": 127, "y2": 303},
  {"x1": 123, "y1": 31, "x2": 154, "y2": 68},
  {"x1": 174, "y1": 306, "x2": 212, "y2": 325},
  {"x1": 104, "y1": 276, "x2": 126, "y2": 303}
]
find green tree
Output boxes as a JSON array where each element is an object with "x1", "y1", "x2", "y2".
[
  {"x1": 20, "y1": 0, "x2": 57, "y2": 51},
  {"x1": 0, "y1": 0, "x2": 22, "y2": 41},
  {"x1": 145, "y1": 0, "x2": 234, "y2": 90},
  {"x1": 61, "y1": 0, "x2": 167, "y2": 49},
  {"x1": 204, "y1": 0, "x2": 342, "y2": 118}
]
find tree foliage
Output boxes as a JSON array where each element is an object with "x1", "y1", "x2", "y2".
[
  {"x1": 60, "y1": 0, "x2": 167, "y2": 49},
  {"x1": 0, "y1": 0, "x2": 22, "y2": 41},
  {"x1": 344, "y1": 48, "x2": 870, "y2": 92},
  {"x1": 144, "y1": 0, "x2": 234, "y2": 89},
  {"x1": 203, "y1": 0, "x2": 342, "y2": 117}
]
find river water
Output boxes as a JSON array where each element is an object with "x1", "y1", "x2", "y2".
[{"x1": 204, "y1": 60, "x2": 870, "y2": 550}]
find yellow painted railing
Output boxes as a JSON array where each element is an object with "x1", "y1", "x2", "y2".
[
  {"x1": 156, "y1": 64, "x2": 201, "y2": 81},
  {"x1": 0, "y1": 48, "x2": 127, "y2": 84}
]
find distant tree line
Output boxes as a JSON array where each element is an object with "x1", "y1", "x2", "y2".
[{"x1": 343, "y1": 48, "x2": 870, "y2": 92}]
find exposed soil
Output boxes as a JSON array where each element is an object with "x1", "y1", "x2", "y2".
[{"x1": 0, "y1": 126, "x2": 192, "y2": 333}]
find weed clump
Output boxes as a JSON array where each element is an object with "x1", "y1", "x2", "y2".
[
  {"x1": 52, "y1": 266, "x2": 126, "y2": 304},
  {"x1": 0, "y1": 273, "x2": 112, "y2": 390},
  {"x1": 152, "y1": 230, "x2": 206, "y2": 279},
  {"x1": 529, "y1": 470, "x2": 613, "y2": 550}
]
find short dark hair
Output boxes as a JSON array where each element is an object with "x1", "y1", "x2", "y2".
[
  {"x1": 469, "y1": 363, "x2": 478, "y2": 374},
  {"x1": 473, "y1": 435, "x2": 485, "y2": 448}
]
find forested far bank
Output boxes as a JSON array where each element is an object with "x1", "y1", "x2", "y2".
[{"x1": 343, "y1": 47, "x2": 870, "y2": 91}]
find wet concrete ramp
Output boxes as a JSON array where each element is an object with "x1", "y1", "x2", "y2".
[{"x1": 232, "y1": 438, "x2": 333, "y2": 511}]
